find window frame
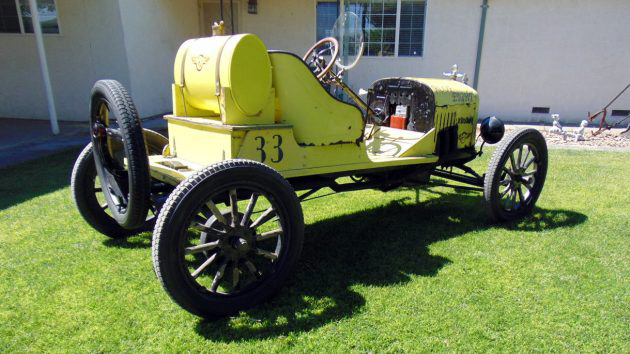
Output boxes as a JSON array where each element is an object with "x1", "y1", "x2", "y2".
[
  {"x1": 0, "y1": 0, "x2": 61, "y2": 36},
  {"x1": 314, "y1": 0, "x2": 427, "y2": 59}
]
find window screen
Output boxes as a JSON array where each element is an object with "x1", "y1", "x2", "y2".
[
  {"x1": 345, "y1": 0, "x2": 396, "y2": 56},
  {"x1": 398, "y1": 0, "x2": 425, "y2": 57},
  {"x1": 342, "y1": 0, "x2": 425, "y2": 57},
  {"x1": 316, "y1": 1, "x2": 339, "y2": 41}
]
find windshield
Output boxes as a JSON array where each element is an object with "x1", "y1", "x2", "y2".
[{"x1": 332, "y1": 11, "x2": 364, "y2": 70}]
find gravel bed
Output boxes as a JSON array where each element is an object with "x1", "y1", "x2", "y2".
[{"x1": 478, "y1": 124, "x2": 630, "y2": 151}]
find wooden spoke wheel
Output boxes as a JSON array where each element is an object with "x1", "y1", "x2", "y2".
[
  {"x1": 152, "y1": 160, "x2": 304, "y2": 318},
  {"x1": 484, "y1": 128, "x2": 548, "y2": 221},
  {"x1": 71, "y1": 128, "x2": 167, "y2": 238}
]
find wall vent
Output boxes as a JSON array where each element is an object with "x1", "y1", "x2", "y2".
[
  {"x1": 531, "y1": 107, "x2": 550, "y2": 114},
  {"x1": 611, "y1": 110, "x2": 630, "y2": 117}
]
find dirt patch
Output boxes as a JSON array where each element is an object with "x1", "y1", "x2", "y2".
[{"x1": 537, "y1": 128, "x2": 630, "y2": 149}]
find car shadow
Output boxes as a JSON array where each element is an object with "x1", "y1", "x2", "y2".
[
  {"x1": 194, "y1": 190, "x2": 587, "y2": 342},
  {"x1": 102, "y1": 232, "x2": 153, "y2": 249}
]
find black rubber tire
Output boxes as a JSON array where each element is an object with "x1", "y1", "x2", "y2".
[
  {"x1": 89, "y1": 80, "x2": 151, "y2": 229},
  {"x1": 484, "y1": 128, "x2": 548, "y2": 221},
  {"x1": 152, "y1": 159, "x2": 304, "y2": 318},
  {"x1": 71, "y1": 143, "x2": 149, "y2": 238},
  {"x1": 71, "y1": 129, "x2": 168, "y2": 238}
]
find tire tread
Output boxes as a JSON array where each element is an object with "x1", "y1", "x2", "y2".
[
  {"x1": 152, "y1": 159, "x2": 303, "y2": 318},
  {"x1": 484, "y1": 128, "x2": 548, "y2": 221},
  {"x1": 90, "y1": 80, "x2": 151, "y2": 229}
]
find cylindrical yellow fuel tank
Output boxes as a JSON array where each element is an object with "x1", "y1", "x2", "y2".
[{"x1": 174, "y1": 34, "x2": 272, "y2": 116}]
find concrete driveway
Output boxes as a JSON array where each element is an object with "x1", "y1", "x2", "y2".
[{"x1": 0, "y1": 117, "x2": 167, "y2": 169}]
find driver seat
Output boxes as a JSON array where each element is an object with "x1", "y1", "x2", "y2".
[{"x1": 268, "y1": 51, "x2": 364, "y2": 146}]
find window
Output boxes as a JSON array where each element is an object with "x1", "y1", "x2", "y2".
[
  {"x1": 344, "y1": 0, "x2": 426, "y2": 57},
  {"x1": 0, "y1": 0, "x2": 20, "y2": 32},
  {"x1": 0, "y1": 0, "x2": 59, "y2": 34},
  {"x1": 316, "y1": 1, "x2": 339, "y2": 41},
  {"x1": 398, "y1": 0, "x2": 425, "y2": 56}
]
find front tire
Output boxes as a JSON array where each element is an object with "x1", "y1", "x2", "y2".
[
  {"x1": 152, "y1": 160, "x2": 304, "y2": 318},
  {"x1": 484, "y1": 128, "x2": 548, "y2": 221}
]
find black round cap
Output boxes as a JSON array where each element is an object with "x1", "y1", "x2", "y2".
[{"x1": 480, "y1": 116, "x2": 505, "y2": 144}]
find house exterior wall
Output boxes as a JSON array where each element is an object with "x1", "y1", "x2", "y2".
[
  {"x1": 348, "y1": 0, "x2": 480, "y2": 104},
  {"x1": 1, "y1": 0, "x2": 628, "y2": 125},
  {"x1": 237, "y1": 0, "x2": 479, "y2": 98},
  {"x1": 118, "y1": 0, "x2": 199, "y2": 119},
  {"x1": 239, "y1": 0, "x2": 315, "y2": 55},
  {"x1": 0, "y1": 0, "x2": 130, "y2": 121},
  {"x1": 479, "y1": 0, "x2": 630, "y2": 123},
  {"x1": 237, "y1": 0, "x2": 630, "y2": 124},
  {"x1": 0, "y1": 0, "x2": 200, "y2": 122}
]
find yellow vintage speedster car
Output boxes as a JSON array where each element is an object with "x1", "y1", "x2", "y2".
[{"x1": 71, "y1": 14, "x2": 548, "y2": 318}]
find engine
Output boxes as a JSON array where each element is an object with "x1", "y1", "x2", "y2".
[
  {"x1": 367, "y1": 77, "x2": 479, "y2": 155},
  {"x1": 368, "y1": 78, "x2": 436, "y2": 133}
]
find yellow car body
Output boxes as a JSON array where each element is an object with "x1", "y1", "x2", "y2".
[{"x1": 148, "y1": 33, "x2": 479, "y2": 186}]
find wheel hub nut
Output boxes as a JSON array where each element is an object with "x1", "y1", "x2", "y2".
[
  {"x1": 235, "y1": 238, "x2": 250, "y2": 253},
  {"x1": 92, "y1": 122, "x2": 106, "y2": 138}
]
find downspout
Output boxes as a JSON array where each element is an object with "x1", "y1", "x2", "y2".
[
  {"x1": 473, "y1": 0, "x2": 489, "y2": 90},
  {"x1": 230, "y1": 0, "x2": 234, "y2": 34},
  {"x1": 28, "y1": 0, "x2": 59, "y2": 135},
  {"x1": 338, "y1": 0, "x2": 349, "y2": 91}
]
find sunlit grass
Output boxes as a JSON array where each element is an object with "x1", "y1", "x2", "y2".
[{"x1": 0, "y1": 147, "x2": 628, "y2": 352}]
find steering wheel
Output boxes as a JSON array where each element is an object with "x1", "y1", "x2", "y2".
[{"x1": 303, "y1": 37, "x2": 339, "y2": 80}]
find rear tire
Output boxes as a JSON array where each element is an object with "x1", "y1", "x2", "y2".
[
  {"x1": 72, "y1": 129, "x2": 168, "y2": 238},
  {"x1": 89, "y1": 80, "x2": 151, "y2": 229},
  {"x1": 484, "y1": 128, "x2": 548, "y2": 221},
  {"x1": 71, "y1": 143, "x2": 150, "y2": 238}
]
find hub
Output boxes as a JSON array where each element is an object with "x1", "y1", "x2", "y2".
[
  {"x1": 233, "y1": 237, "x2": 251, "y2": 253},
  {"x1": 92, "y1": 122, "x2": 106, "y2": 139},
  {"x1": 220, "y1": 226, "x2": 255, "y2": 260}
]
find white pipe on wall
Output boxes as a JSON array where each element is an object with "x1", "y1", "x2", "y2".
[{"x1": 28, "y1": 0, "x2": 59, "y2": 135}]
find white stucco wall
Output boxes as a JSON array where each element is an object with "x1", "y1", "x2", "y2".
[
  {"x1": 239, "y1": 0, "x2": 315, "y2": 55},
  {"x1": 118, "y1": 0, "x2": 200, "y2": 119},
  {"x1": 0, "y1": 0, "x2": 200, "y2": 122},
  {"x1": 0, "y1": 0, "x2": 130, "y2": 121},
  {"x1": 479, "y1": 0, "x2": 630, "y2": 123}
]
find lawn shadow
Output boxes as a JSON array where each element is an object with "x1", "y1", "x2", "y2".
[
  {"x1": 0, "y1": 147, "x2": 81, "y2": 211},
  {"x1": 195, "y1": 191, "x2": 587, "y2": 342},
  {"x1": 102, "y1": 232, "x2": 153, "y2": 249}
]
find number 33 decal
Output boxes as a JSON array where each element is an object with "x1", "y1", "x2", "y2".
[{"x1": 255, "y1": 135, "x2": 283, "y2": 163}]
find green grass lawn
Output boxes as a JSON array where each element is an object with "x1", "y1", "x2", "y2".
[{"x1": 1, "y1": 147, "x2": 628, "y2": 352}]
